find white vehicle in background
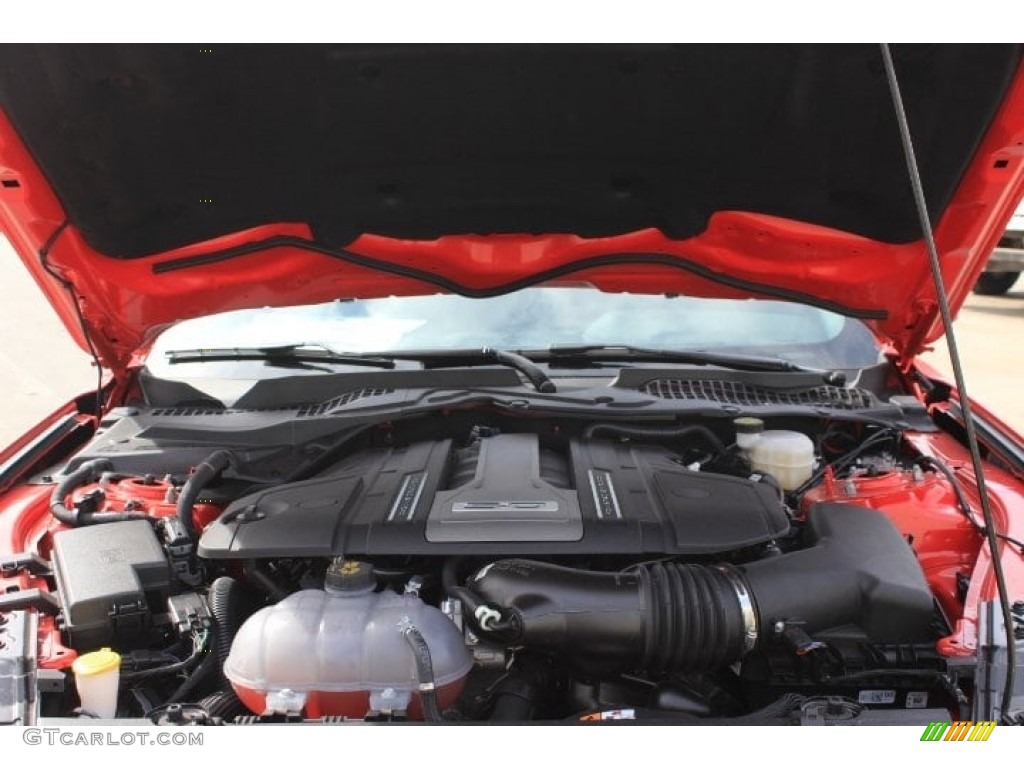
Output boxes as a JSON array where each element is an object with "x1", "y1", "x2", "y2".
[{"x1": 974, "y1": 197, "x2": 1024, "y2": 294}]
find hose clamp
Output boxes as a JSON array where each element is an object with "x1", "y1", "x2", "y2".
[
  {"x1": 718, "y1": 566, "x2": 759, "y2": 653},
  {"x1": 474, "y1": 605, "x2": 503, "y2": 631}
]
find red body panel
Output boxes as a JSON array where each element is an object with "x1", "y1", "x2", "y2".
[
  {"x1": 68, "y1": 475, "x2": 221, "y2": 531},
  {"x1": 904, "y1": 432, "x2": 1024, "y2": 655}
]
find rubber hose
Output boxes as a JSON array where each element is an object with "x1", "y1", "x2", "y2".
[
  {"x1": 441, "y1": 557, "x2": 462, "y2": 594},
  {"x1": 164, "y1": 637, "x2": 218, "y2": 704},
  {"x1": 166, "y1": 577, "x2": 248, "y2": 704},
  {"x1": 50, "y1": 459, "x2": 149, "y2": 526},
  {"x1": 916, "y1": 456, "x2": 976, "y2": 520},
  {"x1": 208, "y1": 576, "x2": 246, "y2": 678},
  {"x1": 402, "y1": 624, "x2": 442, "y2": 722},
  {"x1": 442, "y1": 558, "x2": 484, "y2": 615},
  {"x1": 441, "y1": 558, "x2": 515, "y2": 636},
  {"x1": 484, "y1": 347, "x2": 556, "y2": 393},
  {"x1": 489, "y1": 672, "x2": 543, "y2": 721},
  {"x1": 471, "y1": 559, "x2": 747, "y2": 673},
  {"x1": 199, "y1": 688, "x2": 248, "y2": 721},
  {"x1": 582, "y1": 424, "x2": 726, "y2": 452},
  {"x1": 50, "y1": 460, "x2": 110, "y2": 525},
  {"x1": 177, "y1": 450, "x2": 233, "y2": 538}
]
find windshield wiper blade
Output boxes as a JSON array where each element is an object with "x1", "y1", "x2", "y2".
[
  {"x1": 167, "y1": 345, "x2": 556, "y2": 393},
  {"x1": 165, "y1": 344, "x2": 397, "y2": 369},
  {"x1": 542, "y1": 344, "x2": 809, "y2": 373}
]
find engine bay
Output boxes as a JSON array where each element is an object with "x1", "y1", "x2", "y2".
[{"x1": 0, "y1": 404, "x2": 989, "y2": 725}]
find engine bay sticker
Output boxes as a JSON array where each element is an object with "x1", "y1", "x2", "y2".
[
  {"x1": 905, "y1": 691, "x2": 928, "y2": 709},
  {"x1": 858, "y1": 689, "x2": 897, "y2": 705},
  {"x1": 588, "y1": 469, "x2": 623, "y2": 520}
]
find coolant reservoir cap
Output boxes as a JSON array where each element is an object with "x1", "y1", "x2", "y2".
[
  {"x1": 325, "y1": 560, "x2": 376, "y2": 594},
  {"x1": 72, "y1": 648, "x2": 121, "y2": 677},
  {"x1": 733, "y1": 417, "x2": 765, "y2": 435}
]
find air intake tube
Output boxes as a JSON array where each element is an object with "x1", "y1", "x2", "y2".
[
  {"x1": 469, "y1": 505, "x2": 934, "y2": 672},
  {"x1": 470, "y1": 560, "x2": 754, "y2": 672}
]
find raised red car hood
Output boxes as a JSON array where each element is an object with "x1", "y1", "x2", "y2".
[{"x1": 0, "y1": 44, "x2": 1023, "y2": 375}]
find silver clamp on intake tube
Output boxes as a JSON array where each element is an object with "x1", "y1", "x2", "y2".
[{"x1": 718, "y1": 565, "x2": 759, "y2": 653}]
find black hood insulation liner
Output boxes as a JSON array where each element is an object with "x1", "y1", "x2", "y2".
[{"x1": 0, "y1": 44, "x2": 1018, "y2": 257}]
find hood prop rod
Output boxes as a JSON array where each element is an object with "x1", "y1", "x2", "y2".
[{"x1": 881, "y1": 43, "x2": 1017, "y2": 722}]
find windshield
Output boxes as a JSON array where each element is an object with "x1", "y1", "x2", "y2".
[{"x1": 146, "y1": 287, "x2": 881, "y2": 385}]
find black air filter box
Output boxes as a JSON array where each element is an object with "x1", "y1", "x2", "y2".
[{"x1": 52, "y1": 520, "x2": 171, "y2": 648}]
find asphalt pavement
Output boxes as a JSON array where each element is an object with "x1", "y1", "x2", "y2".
[{"x1": 0, "y1": 235, "x2": 1022, "y2": 446}]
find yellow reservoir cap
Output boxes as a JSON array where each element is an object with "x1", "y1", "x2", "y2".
[{"x1": 72, "y1": 648, "x2": 121, "y2": 677}]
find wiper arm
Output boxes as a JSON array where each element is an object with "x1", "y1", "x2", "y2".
[
  {"x1": 543, "y1": 344, "x2": 809, "y2": 373},
  {"x1": 384, "y1": 347, "x2": 556, "y2": 393},
  {"x1": 165, "y1": 344, "x2": 397, "y2": 369},
  {"x1": 167, "y1": 345, "x2": 556, "y2": 393}
]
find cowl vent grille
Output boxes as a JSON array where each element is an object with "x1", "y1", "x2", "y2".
[
  {"x1": 150, "y1": 388, "x2": 394, "y2": 418},
  {"x1": 150, "y1": 407, "x2": 232, "y2": 417},
  {"x1": 294, "y1": 388, "x2": 394, "y2": 417},
  {"x1": 640, "y1": 379, "x2": 875, "y2": 410}
]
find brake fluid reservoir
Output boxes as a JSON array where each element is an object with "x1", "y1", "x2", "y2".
[
  {"x1": 749, "y1": 430, "x2": 815, "y2": 491},
  {"x1": 224, "y1": 562, "x2": 473, "y2": 719}
]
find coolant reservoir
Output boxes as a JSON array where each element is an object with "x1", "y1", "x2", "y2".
[
  {"x1": 224, "y1": 562, "x2": 473, "y2": 719},
  {"x1": 749, "y1": 430, "x2": 815, "y2": 491}
]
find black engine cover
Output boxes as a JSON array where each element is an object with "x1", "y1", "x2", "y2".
[{"x1": 198, "y1": 434, "x2": 789, "y2": 558}]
